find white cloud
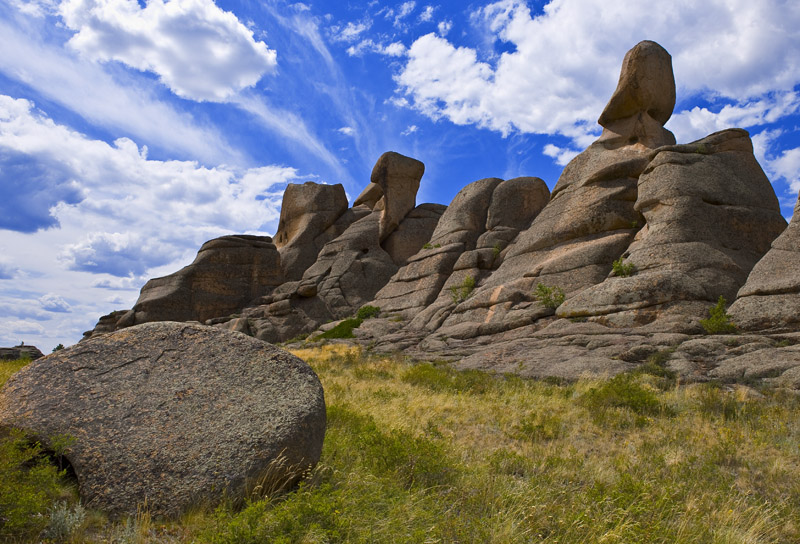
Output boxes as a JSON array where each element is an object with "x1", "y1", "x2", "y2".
[
  {"x1": 771, "y1": 147, "x2": 800, "y2": 194},
  {"x1": 395, "y1": 0, "x2": 800, "y2": 145},
  {"x1": 395, "y1": 1, "x2": 416, "y2": 25},
  {"x1": 39, "y1": 293, "x2": 71, "y2": 312},
  {"x1": 338, "y1": 126, "x2": 356, "y2": 136},
  {"x1": 0, "y1": 319, "x2": 46, "y2": 338},
  {"x1": 0, "y1": 95, "x2": 300, "y2": 276},
  {"x1": 0, "y1": 15, "x2": 241, "y2": 165},
  {"x1": 437, "y1": 19, "x2": 452, "y2": 36},
  {"x1": 667, "y1": 93, "x2": 800, "y2": 143},
  {"x1": 401, "y1": 125, "x2": 418, "y2": 135},
  {"x1": 332, "y1": 20, "x2": 372, "y2": 43},
  {"x1": 347, "y1": 39, "x2": 406, "y2": 57},
  {"x1": 59, "y1": 0, "x2": 277, "y2": 102},
  {"x1": 419, "y1": 5, "x2": 434, "y2": 22},
  {"x1": 542, "y1": 143, "x2": 579, "y2": 166}
]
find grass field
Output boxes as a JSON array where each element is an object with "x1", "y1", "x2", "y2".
[{"x1": 2, "y1": 345, "x2": 800, "y2": 543}]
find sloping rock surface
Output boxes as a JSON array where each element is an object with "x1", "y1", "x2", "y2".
[
  {"x1": 729, "y1": 191, "x2": 800, "y2": 330},
  {"x1": 0, "y1": 322, "x2": 326, "y2": 517}
]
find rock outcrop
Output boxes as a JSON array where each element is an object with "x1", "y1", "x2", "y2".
[
  {"x1": 80, "y1": 40, "x2": 800, "y2": 389},
  {"x1": 728, "y1": 192, "x2": 800, "y2": 330},
  {"x1": 0, "y1": 345, "x2": 44, "y2": 361},
  {"x1": 0, "y1": 322, "x2": 326, "y2": 516},
  {"x1": 557, "y1": 129, "x2": 787, "y2": 328}
]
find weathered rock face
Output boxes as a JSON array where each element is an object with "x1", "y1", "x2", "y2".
[
  {"x1": 370, "y1": 151, "x2": 425, "y2": 241},
  {"x1": 729, "y1": 192, "x2": 800, "y2": 330},
  {"x1": 0, "y1": 322, "x2": 326, "y2": 517},
  {"x1": 123, "y1": 235, "x2": 283, "y2": 328},
  {"x1": 274, "y1": 182, "x2": 349, "y2": 281},
  {"x1": 557, "y1": 129, "x2": 787, "y2": 328}
]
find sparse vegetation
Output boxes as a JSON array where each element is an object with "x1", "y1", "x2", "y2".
[
  {"x1": 422, "y1": 242, "x2": 442, "y2": 250},
  {"x1": 2, "y1": 349, "x2": 800, "y2": 542},
  {"x1": 449, "y1": 274, "x2": 476, "y2": 304},
  {"x1": 52, "y1": 343, "x2": 65, "y2": 352},
  {"x1": 612, "y1": 257, "x2": 637, "y2": 277},
  {"x1": 355, "y1": 305, "x2": 380, "y2": 320},
  {"x1": 314, "y1": 317, "x2": 363, "y2": 340},
  {"x1": 491, "y1": 242, "x2": 503, "y2": 263},
  {"x1": 533, "y1": 283, "x2": 565, "y2": 309},
  {"x1": 700, "y1": 295, "x2": 737, "y2": 334}
]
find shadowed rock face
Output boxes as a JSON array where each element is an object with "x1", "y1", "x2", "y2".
[
  {"x1": 0, "y1": 322, "x2": 326, "y2": 517},
  {"x1": 729, "y1": 192, "x2": 800, "y2": 330},
  {"x1": 122, "y1": 235, "x2": 283, "y2": 327}
]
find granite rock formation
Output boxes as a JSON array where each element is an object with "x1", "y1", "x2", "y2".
[
  {"x1": 81, "y1": 40, "x2": 800, "y2": 388},
  {"x1": 0, "y1": 322, "x2": 326, "y2": 516},
  {"x1": 0, "y1": 344, "x2": 44, "y2": 361}
]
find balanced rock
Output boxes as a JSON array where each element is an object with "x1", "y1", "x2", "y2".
[
  {"x1": 370, "y1": 151, "x2": 425, "y2": 241},
  {"x1": 0, "y1": 322, "x2": 326, "y2": 517},
  {"x1": 557, "y1": 129, "x2": 787, "y2": 328},
  {"x1": 729, "y1": 191, "x2": 800, "y2": 330},
  {"x1": 274, "y1": 182, "x2": 349, "y2": 280}
]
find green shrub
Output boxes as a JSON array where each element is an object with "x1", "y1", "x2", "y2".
[
  {"x1": 449, "y1": 275, "x2": 476, "y2": 304},
  {"x1": 580, "y1": 373, "x2": 672, "y2": 424},
  {"x1": 700, "y1": 296, "x2": 737, "y2": 335},
  {"x1": 43, "y1": 500, "x2": 86, "y2": 541},
  {"x1": 315, "y1": 318, "x2": 363, "y2": 340},
  {"x1": 355, "y1": 305, "x2": 380, "y2": 320},
  {"x1": 0, "y1": 429, "x2": 72, "y2": 540},
  {"x1": 422, "y1": 242, "x2": 433, "y2": 249},
  {"x1": 52, "y1": 343, "x2": 65, "y2": 352},
  {"x1": 611, "y1": 257, "x2": 636, "y2": 277},
  {"x1": 533, "y1": 283, "x2": 565, "y2": 309}
]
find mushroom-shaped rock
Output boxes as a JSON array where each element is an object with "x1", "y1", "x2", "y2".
[
  {"x1": 129, "y1": 235, "x2": 283, "y2": 326},
  {"x1": 729, "y1": 191, "x2": 800, "y2": 330},
  {"x1": 274, "y1": 182, "x2": 350, "y2": 280},
  {"x1": 0, "y1": 322, "x2": 326, "y2": 517},
  {"x1": 371, "y1": 152, "x2": 425, "y2": 241}
]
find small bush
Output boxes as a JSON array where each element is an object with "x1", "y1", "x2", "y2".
[
  {"x1": 700, "y1": 296, "x2": 737, "y2": 334},
  {"x1": 491, "y1": 243, "x2": 503, "y2": 263},
  {"x1": 580, "y1": 373, "x2": 672, "y2": 424},
  {"x1": 422, "y1": 242, "x2": 433, "y2": 249},
  {"x1": 355, "y1": 305, "x2": 380, "y2": 320},
  {"x1": 611, "y1": 257, "x2": 636, "y2": 277},
  {"x1": 449, "y1": 275, "x2": 476, "y2": 304},
  {"x1": 52, "y1": 343, "x2": 65, "y2": 352},
  {"x1": 533, "y1": 283, "x2": 565, "y2": 309},
  {"x1": 315, "y1": 318, "x2": 363, "y2": 340},
  {"x1": 402, "y1": 363, "x2": 494, "y2": 395},
  {"x1": 43, "y1": 500, "x2": 86, "y2": 541},
  {"x1": 510, "y1": 412, "x2": 563, "y2": 441}
]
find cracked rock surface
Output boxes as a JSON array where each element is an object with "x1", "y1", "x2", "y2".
[{"x1": 0, "y1": 322, "x2": 326, "y2": 517}]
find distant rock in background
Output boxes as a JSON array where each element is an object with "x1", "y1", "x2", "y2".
[
  {"x1": 0, "y1": 322, "x2": 326, "y2": 517},
  {"x1": 0, "y1": 344, "x2": 44, "y2": 361}
]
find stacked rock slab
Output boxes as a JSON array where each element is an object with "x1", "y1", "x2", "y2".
[
  {"x1": 373, "y1": 176, "x2": 549, "y2": 334},
  {"x1": 0, "y1": 322, "x2": 326, "y2": 517},
  {"x1": 728, "y1": 192, "x2": 800, "y2": 330},
  {"x1": 110, "y1": 235, "x2": 283, "y2": 330},
  {"x1": 557, "y1": 129, "x2": 787, "y2": 328},
  {"x1": 433, "y1": 40, "x2": 677, "y2": 340}
]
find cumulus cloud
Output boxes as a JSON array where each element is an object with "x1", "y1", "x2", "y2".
[
  {"x1": 542, "y1": 144, "x2": 579, "y2": 166},
  {"x1": 347, "y1": 39, "x2": 406, "y2": 57},
  {"x1": 338, "y1": 126, "x2": 356, "y2": 136},
  {"x1": 0, "y1": 319, "x2": 46, "y2": 338},
  {"x1": 0, "y1": 262, "x2": 17, "y2": 279},
  {"x1": 394, "y1": 1, "x2": 416, "y2": 26},
  {"x1": 59, "y1": 0, "x2": 278, "y2": 102},
  {"x1": 39, "y1": 293, "x2": 70, "y2": 312},
  {"x1": 437, "y1": 19, "x2": 452, "y2": 36},
  {"x1": 331, "y1": 20, "x2": 372, "y2": 42},
  {"x1": 419, "y1": 5, "x2": 434, "y2": 22},
  {"x1": 0, "y1": 95, "x2": 301, "y2": 277},
  {"x1": 395, "y1": 0, "x2": 800, "y2": 145}
]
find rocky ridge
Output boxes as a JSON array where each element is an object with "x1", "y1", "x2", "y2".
[{"x1": 85, "y1": 40, "x2": 800, "y2": 388}]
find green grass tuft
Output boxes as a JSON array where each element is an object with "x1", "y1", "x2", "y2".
[
  {"x1": 611, "y1": 257, "x2": 636, "y2": 277},
  {"x1": 533, "y1": 283, "x2": 565, "y2": 309},
  {"x1": 700, "y1": 296, "x2": 737, "y2": 334}
]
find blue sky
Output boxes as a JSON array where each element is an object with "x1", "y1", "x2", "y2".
[{"x1": 1, "y1": 0, "x2": 799, "y2": 352}]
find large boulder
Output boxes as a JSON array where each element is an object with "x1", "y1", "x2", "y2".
[
  {"x1": 0, "y1": 345, "x2": 44, "y2": 361},
  {"x1": 370, "y1": 151, "x2": 425, "y2": 241},
  {"x1": 0, "y1": 322, "x2": 326, "y2": 517},
  {"x1": 729, "y1": 191, "x2": 800, "y2": 330},
  {"x1": 274, "y1": 182, "x2": 350, "y2": 280},
  {"x1": 557, "y1": 129, "x2": 787, "y2": 328},
  {"x1": 126, "y1": 235, "x2": 283, "y2": 326}
]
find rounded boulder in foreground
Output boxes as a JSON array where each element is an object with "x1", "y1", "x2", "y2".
[{"x1": 0, "y1": 322, "x2": 326, "y2": 517}]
